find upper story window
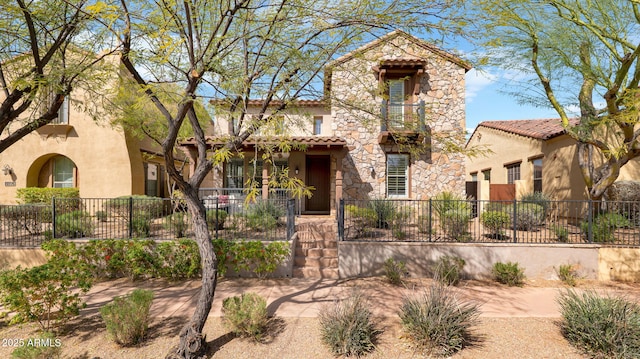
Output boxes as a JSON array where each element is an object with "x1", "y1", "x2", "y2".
[
  {"x1": 506, "y1": 162, "x2": 521, "y2": 184},
  {"x1": 386, "y1": 154, "x2": 409, "y2": 198},
  {"x1": 532, "y1": 158, "x2": 543, "y2": 193},
  {"x1": 53, "y1": 96, "x2": 70, "y2": 124},
  {"x1": 313, "y1": 116, "x2": 323, "y2": 135}
]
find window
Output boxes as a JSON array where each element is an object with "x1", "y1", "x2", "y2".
[
  {"x1": 53, "y1": 156, "x2": 75, "y2": 188},
  {"x1": 506, "y1": 163, "x2": 521, "y2": 184},
  {"x1": 470, "y1": 172, "x2": 478, "y2": 181},
  {"x1": 53, "y1": 96, "x2": 69, "y2": 124},
  {"x1": 482, "y1": 169, "x2": 491, "y2": 182},
  {"x1": 386, "y1": 154, "x2": 409, "y2": 198},
  {"x1": 388, "y1": 79, "x2": 406, "y2": 127},
  {"x1": 249, "y1": 159, "x2": 264, "y2": 185},
  {"x1": 532, "y1": 158, "x2": 543, "y2": 193},
  {"x1": 225, "y1": 159, "x2": 244, "y2": 188},
  {"x1": 144, "y1": 163, "x2": 165, "y2": 197},
  {"x1": 313, "y1": 116, "x2": 323, "y2": 135}
]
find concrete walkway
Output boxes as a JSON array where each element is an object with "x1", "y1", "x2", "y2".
[{"x1": 80, "y1": 277, "x2": 640, "y2": 321}]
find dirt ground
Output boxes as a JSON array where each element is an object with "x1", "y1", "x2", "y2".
[{"x1": 0, "y1": 278, "x2": 638, "y2": 359}]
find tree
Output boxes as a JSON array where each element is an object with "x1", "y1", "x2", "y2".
[
  {"x1": 0, "y1": 0, "x2": 116, "y2": 153},
  {"x1": 473, "y1": 0, "x2": 640, "y2": 200},
  {"x1": 110, "y1": 0, "x2": 468, "y2": 357}
]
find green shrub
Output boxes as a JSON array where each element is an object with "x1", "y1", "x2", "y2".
[
  {"x1": 417, "y1": 214, "x2": 433, "y2": 235},
  {"x1": 244, "y1": 200, "x2": 284, "y2": 231},
  {"x1": 551, "y1": 224, "x2": 569, "y2": 242},
  {"x1": 558, "y1": 289, "x2": 640, "y2": 358},
  {"x1": 104, "y1": 196, "x2": 164, "y2": 237},
  {"x1": 399, "y1": 285, "x2": 480, "y2": 356},
  {"x1": 156, "y1": 240, "x2": 201, "y2": 279},
  {"x1": 95, "y1": 210, "x2": 108, "y2": 222},
  {"x1": 222, "y1": 292, "x2": 269, "y2": 340},
  {"x1": 605, "y1": 180, "x2": 640, "y2": 225},
  {"x1": 432, "y1": 191, "x2": 467, "y2": 217},
  {"x1": 206, "y1": 209, "x2": 227, "y2": 230},
  {"x1": 54, "y1": 210, "x2": 94, "y2": 238},
  {"x1": 319, "y1": 292, "x2": 379, "y2": 357},
  {"x1": 345, "y1": 205, "x2": 376, "y2": 238},
  {"x1": 100, "y1": 289, "x2": 154, "y2": 346},
  {"x1": 480, "y1": 210, "x2": 510, "y2": 237},
  {"x1": 245, "y1": 213, "x2": 278, "y2": 231},
  {"x1": 520, "y1": 192, "x2": 552, "y2": 217},
  {"x1": 432, "y1": 256, "x2": 465, "y2": 286},
  {"x1": 492, "y1": 261, "x2": 525, "y2": 287},
  {"x1": 384, "y1": 258, "x2": 408, "y2": 285},
  {"x1": 368, "y1": 199, "x2": 397, "y2": 229},
  {"x1": 16, "y1": 188, "x2": 79, "y2": 204},
  {"x1": 0, "y1": 204, "x2": 49, "y2": 234},
  {"x1": 164, "y1": 212, "x2": 189, "y2": 238},
  {"x1": 440, "y1": 208, "x2": 471, "y2": 240},
  {"x1": 557, "y1": 264, "x2": 579, "y2": 287},
  {"x1": 581, "y1": 212, "x2": 631, "y2": 243},
  {"x1": 131, "y1": 212, "x2": 152, "y2": 238},
  {"x1": 230, "y1": 241, "x2": 290, "y2": 279},
  {"x1": 512, "y1": 203, "x2": 544, "y2": 231},
  {"x1": 10, "y1": 331, "x2": 61, "y2": 359}
]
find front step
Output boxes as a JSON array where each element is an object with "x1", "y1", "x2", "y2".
[
  {"x1": 293, "y1": 219, "x2": 339, "y2": 279},
  {"x1": 293, "y1": 267, "x2": 339, "y2": 279}
]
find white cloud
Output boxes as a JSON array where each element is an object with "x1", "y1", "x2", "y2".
[{"x1": 465, "y1": 69, "x2": 497, "y2": 102}]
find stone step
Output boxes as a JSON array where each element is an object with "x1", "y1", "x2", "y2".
[
  {"x1": 293, "y1": 267, "x2": 339, "y2": 279},
  {"x1": 295, "y1": 238, "x2": 337, "y2": 250},
  {"x1": 294, "y1": 256, "x2": 338, "y2": 268},
  {"x1": 295, "y1": 246, "x2": 338, "y2": 257},
  {"x1": 296, "y1": 230, "x2": 337, "y2": 242}
]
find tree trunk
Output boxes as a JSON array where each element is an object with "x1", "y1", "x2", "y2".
[{"x1": 166, "y1": 191, "x2": 217, "y2": 359}]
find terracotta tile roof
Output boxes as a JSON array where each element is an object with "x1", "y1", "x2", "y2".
[
  {"x1": 478, "y1": 118, "x2": 580, "y2": 140},
  {"x1": 209, "y1": 99, "x2": 326, "y2": 107},
  {"x1": 181, "y1": 136, "x2": 346, "y2": 148}
]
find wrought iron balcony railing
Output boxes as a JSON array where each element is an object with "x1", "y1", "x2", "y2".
[{"x1": 381, "y1": 100, "x2": 426, "y2": 132}]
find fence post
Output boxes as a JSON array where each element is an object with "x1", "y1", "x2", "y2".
[
  {"x1": 338, "y1": 199, "x2": 344, "y2": 241},
  {"x1": 428, "y1": 199, "x2": 432, "y2": 242},
  {"x1": 287, "y1": 199, "x2": 295, "y2": 241},
  {"x1": 52, "y1": 197, "x2": 57, "y2": 239},
  {"x1": 128, "y1": 196, "x2": 133, "y2": 238},
  {"x1": 215, "y1": 198, "x2": 219, "y2": 240},
  {"x1": 587, "y1": 200, "x2": 593, "y2": 243},
  {"x1": 512, "y1": 199, "x2": 517, "y2": 243}
]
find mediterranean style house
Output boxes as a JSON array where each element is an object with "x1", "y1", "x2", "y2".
[
  {"x1": 0, "y1": 58, "x2": 172, "y2": 204},
  {"x1": 181, "y1": 30, "x2": 471, "y2": 215},
  {"x1": 465, "y1": 118, "x2": 640, "y2": 201}
]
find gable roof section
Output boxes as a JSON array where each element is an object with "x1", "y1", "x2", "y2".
[
  {"x1": 328, "y1": 29, "x2": 472, "y2": 71},
  {"x1": 476, "y1": 118, "x2": 580, "y2": 140}
]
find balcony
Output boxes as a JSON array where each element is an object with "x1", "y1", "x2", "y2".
[{"x1": 378, "y1": 100, "x2": 427, "y2": 144}]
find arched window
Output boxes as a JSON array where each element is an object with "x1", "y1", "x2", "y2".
[{"x1": 53, "y1": 156, "x2": 75, "y2": 188}]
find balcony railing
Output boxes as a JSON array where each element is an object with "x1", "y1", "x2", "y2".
[{"x1": 381, "y1": 100, "x2": 426, "y2": 132}]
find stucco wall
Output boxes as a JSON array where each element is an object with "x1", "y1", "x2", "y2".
[
  {"x1": 0, "y1": 248, "x2": 48, "y2": 269},
  {"x1": 599, "y1": 247, "x2": 640, "y2": 282},
  {"x1": 332, "y1": 35, "x2": 467, "y2": 200},
  {"x1": 338, "y1": 241, "x2": 601, "y2": 280}
]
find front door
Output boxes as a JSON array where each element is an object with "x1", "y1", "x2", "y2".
[{"x1": 305, "y1": 155, "x2": 331, "y2": 213}]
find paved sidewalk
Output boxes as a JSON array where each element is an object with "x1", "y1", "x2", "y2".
[{"x1": 80, "y1": 277, "x2": 630, "y2": 320}]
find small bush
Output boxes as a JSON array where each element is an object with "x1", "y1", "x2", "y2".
[
  {"x1": 10, "y1": 331, "x2": 61, "y2": 359},
  {"x1": 55, "y1": 210, "x2": 94, "y2": 238},
  {"x1": 222, "y1": 292, "x2": 269, "y2": 340},
  {"x1": 384, "y1": 258, "x2": 408, "y2": 285},
  {"x1": 492, "y1": 261, "x2": 525, "y2": 287},
  {"x1": 557, "y1": 264, "x2": 579, "y2": 287},
  {"x1": 432, "y1": 256, "x2": 465, "y2": 286},
  {"x1": 368, "y1": 199, "x2": 397, "y2": 229},
  {"x1": 551, "y1": 224, "x2": 569, "y2": 242},
  {"x1": 16, "y1": 187, "x2": 79, "y2": 204},
  {"x1": 399, "y1": 285, "x2": 480, "y2": 356},
  {"x1": 345, "y1": 205, "x2": 376, "y2": 238},
  {"x1": 520, "y1": 192, "x2": 552, "y2": 217},
  {"x1": 131, "y1": 212, "x2": 152, "y2": 238},
  {"x1": 100, "y1": 289, "x2": 154, "y2": 346},
  {"x1": 581, "y1": 212, "x2": 631, "y2": 243},
  {"x1": 230, "y1": 240, "x2": 290, "y2": 279},
  {"x1": 512, "y1": 203, "x2": 544, "y2": 231},
  {"x1": 164, "y1": 212, "x2": 189, "y2": 238},
  {"x1": 558, "y1": 289, "x2": 640, "y2": 358},
  {"x1": 480, "y1": 210, "x2": 510, "y2": 237},
  {"x1": 95, "y1": 210, "x2": 108, "y2": 222},
  {"x1": 206, "y1": 209, "x2": 227, "y2": 230},
  {"x1": 155, "y1": 240, "x2": 201, "y2": 279},
  {"x1": 440, "y1": 208, "x2": 470, "y2": 240},
  {"x1": 319, "y1": 292, "x2": 379, "y2": 357}
]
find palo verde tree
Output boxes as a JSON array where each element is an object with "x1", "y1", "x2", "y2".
[
  {"x1": 109, "y1": 0, "x2": 468, "y2": 357},
  {"x1": 0, "y1": 0, "x2": 116, "y2": 153},
  {"x1": 473, "y1": 0, "x2": 640, "y2": 200}
]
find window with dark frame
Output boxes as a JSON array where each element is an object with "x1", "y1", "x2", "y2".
[
  {"x1": 313, "y1": 116, "x2": 323, "y2": 135},
  {"x1": 532, "y1": 158, "x2": 543, "y2": 193},
  {"x1": 482, "y1": 169, "x2": 491, "y2": 182},
  {"x1": 224, "y1": 159, "x2": 244, "y2": 188},
  {"x1": 506, "y1": 163, "x2": 521, "y2": 184}
]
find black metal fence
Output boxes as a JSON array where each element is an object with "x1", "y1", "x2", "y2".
[
  {"x1": 338, "y1": 198, "x2": 640, "y2": 246},
  {"x1": 0, "y1": 197, "x2": 296, "y2": 247}
]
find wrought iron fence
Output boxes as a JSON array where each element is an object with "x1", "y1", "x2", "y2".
[
  {"x1": 0, "y1": 197, "x2": 296, "y2": 247},
  {"x1": 338, "y1": 198, "x2": 640, "y2": 246}
]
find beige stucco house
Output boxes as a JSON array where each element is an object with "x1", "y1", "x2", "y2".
[
  {"x1": 0, "y1": 60, "x2": 173, "y2": 204},
  {"x1": 182, "y1": 30, "x2": 471, "y2": 214},
  {"x1": 465, "y1": 118, "x2": 640, "y2": 201}
]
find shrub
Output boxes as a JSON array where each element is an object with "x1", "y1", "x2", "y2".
[
  {"x1": 100, "y1": 289, "x2": 154, "y2": 346},
  {"x1": 551, "y1": 224, "x2": 569, "y2": 242},
  {"x1": 104, "y1": 196, "x2": 164, "y2": 237},
  {"x1": 244, "y1": 200, "x2": 284, "y2": 231},
  {"x1": 480, "y1": 210, "x2": 510, "y2": 237},
  {"x1": 440, "y1": 208, "x2": 470, "y2": 240},
  {"x1": 16, "y1": 188, "x2": 79, "y2": 204},
  {"x1": 399, "y1": 285, "x2": 480, "y2": 356},
  {"x1": 10, "y1": 331, "x2": 61, "y2": 359},
  {"x1": 0, "y1": 204, "x2": 49, "y2": 234},
  {"x1": 512, "y1": 203, "x2": 544, "y2": 231},
  {"x1": 230, "y1": 241, "x2": 290, "y2": 279},
  {"x1": 156, "y1": 240, "x2": 201, "y2": 279},
  {"x1": 520, "y1": 192, "x2": 552, "y2": 217},
  {"x1": 95, "y1": 210, "x2": 108, "y2": 222},
  {"x1": 558, "y1": 289, "x2": 640, "y2": 358},
  {"x1": 417, "y1": 214, "x2": 433, "y2": 235},
  {"x1": 206, "y1": 209, "x2": 227, "y2": 230},
  {"x1": 432, "y1": 191, "x2": 467, "y2": 217},
  {"x1": 345, "y1": 205, "x2": 376, "y2": 238},
  {"x1": 581, "y1": 212, "x2": 631, "y2": 243},
  {"x1": 368, "y1": 199, "x2": 397, "y2": 229},
  {"x1": 384, "y1": 258, "x2": 408, "y2": 285},
  {"x1": 164, "y1": 212, "x2": 189, "y2": 238},
  {"x1": 557, "y1": 264, "x2": 579, "y2": 287},
  {"x1": 222, "y1": 292, "x2": 269, "y2": 340},
  {"x1": 54, "y1": 210, "x2": 94, "y2": 238},
  {"x1": 432, "y1": 256, "x2": 465, "y2": 286},
  {"x1": 605, "y1": 180, "x2": 640, "y2": 225},
  {"x1": 319, "y1": 292, "x2": 379, "y2": 357},
  {"x1": 492, "y1": 261, "x2": 525, "y2": 287},
  {"x1": 131, "y1": 212, "x2": 152, "y2": 238}
]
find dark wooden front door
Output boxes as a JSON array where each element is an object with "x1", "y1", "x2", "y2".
[{"x1": 305, "y1": 155, "x2": 330, "y2": 213}]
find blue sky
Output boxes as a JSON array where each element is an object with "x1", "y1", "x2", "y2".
[{"x1": 464, "y1": 69, "x2": 560, "y2": 135}]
